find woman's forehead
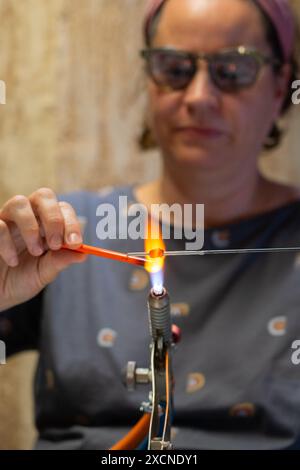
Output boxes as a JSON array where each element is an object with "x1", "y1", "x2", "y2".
[{"x1": 151, "y1": 0, "x2": 268, "y2": 50}]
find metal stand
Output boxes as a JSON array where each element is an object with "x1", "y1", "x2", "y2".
[{"x1": 125, "y1": 287, "x2": 180, "y2": 450}]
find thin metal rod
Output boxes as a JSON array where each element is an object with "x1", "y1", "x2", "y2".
[{"x1": 127, "y1": 247, "x2": 300, "y2": 258}]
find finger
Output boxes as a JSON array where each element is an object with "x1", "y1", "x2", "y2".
[
  {"x1": 37, "y1": 249, "x2": 87, "y2": 288},
  {"x1": 0, "y1": 220, "x2": 19, "y2": 267},
  {"x1": 29, "y1": 188, "x2": 65, "y2": 251},
  {"x1": 0, "y1": 195, "x2": 44, "y2": 257},
  {"x1": 59, "y1": 201, "x2": 83, "y2": 247}
]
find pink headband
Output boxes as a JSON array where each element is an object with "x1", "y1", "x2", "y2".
[{"x1": 144, "y1": 0, "x2": 295, "y2": 61}]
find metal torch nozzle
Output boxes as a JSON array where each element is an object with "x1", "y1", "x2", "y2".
[{"x1": 148, "y1": 287, "x2": 172, "y2": 346}]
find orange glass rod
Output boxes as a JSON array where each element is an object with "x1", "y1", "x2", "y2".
[{"x1": 62, "y1": 243, "x2": 146, "y2": 267}]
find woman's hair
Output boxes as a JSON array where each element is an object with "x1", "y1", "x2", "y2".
[
  {"x1": 139, "y1": 0, "x2": 300, "y2": 151},
  {"x1": 255, "y1": 1, "x2": 299, "y2": 148}
]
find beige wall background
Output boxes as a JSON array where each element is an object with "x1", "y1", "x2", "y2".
[{"x1": 0, "y1": 0, "x2": 299, "y2": 449}]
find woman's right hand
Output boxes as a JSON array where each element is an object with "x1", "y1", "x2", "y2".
[{"x1": 0, "y1": 188, "x2": 87, "y2": 311}]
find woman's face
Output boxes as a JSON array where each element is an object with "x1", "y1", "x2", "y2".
[{"x1": 147, "y1": 0, "x2": 290, "y2": 173}]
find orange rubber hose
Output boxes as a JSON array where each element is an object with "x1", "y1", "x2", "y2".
[{"x1": 109, "y1": 413, "x2": 151, "y2": 450}]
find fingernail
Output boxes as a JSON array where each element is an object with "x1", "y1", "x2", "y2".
[
  {"x1": 32, "y1": 244, "x2": 43, "y2": 256},
  {"x1": 50, "y1": 234, "x2": 62, "y2": 249},
  {"x1": 68, "y1": 233, "x2": 82, "y2": 244},
  {"x1": 9, "y1": 256, "x2": 19, "y2": 267}
]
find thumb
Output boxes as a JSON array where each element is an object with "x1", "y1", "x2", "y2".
[{"x1": 37, "y1": 249, "x2": 87, "y2": 287}]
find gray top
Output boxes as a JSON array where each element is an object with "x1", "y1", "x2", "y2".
[{"x1": 1, "y1": 185, "x2": 300, "y2": 450}]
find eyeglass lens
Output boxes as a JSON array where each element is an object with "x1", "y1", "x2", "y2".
[{"x1": 147, "y1": 50, "x2": 260, "y2": 91}]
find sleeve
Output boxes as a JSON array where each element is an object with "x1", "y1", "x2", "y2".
[{"x1": 0, "y1": 290, "x2": 44, "y2": 358}]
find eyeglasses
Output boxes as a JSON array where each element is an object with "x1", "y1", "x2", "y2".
[{"x1": 140, "y1": 46, "x2": 281, "y2": 93}]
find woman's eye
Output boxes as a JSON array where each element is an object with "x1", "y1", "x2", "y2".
[
  {"x1": 166, "y1": 59, "x2": 193, "y2": 76},
  {"x1": 167, "y1": 65, "x2": 190, "y2": 77},
  {"x1": 218, "y1": 63, "x2": 238, "y2": 78}
]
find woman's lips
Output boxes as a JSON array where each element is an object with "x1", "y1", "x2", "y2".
[{"x1": 176, "y1": 126, "x2": 226, "y2": 139}]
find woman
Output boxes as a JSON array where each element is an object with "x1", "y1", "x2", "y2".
[
  {"x1": 137, "y1": 0, "x2": 299, "y2": 222},
  {"x1": 0, "y1": 0, "x2": 300, "y2": 449}
]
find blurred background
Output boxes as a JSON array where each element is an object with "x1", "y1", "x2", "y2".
[{"x1": 0, "y1": 0, "x2": 299, "y2": 449}]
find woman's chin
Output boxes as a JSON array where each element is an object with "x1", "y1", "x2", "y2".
[{"x1": 166, "y1": 147, "x2": 225, "y2": 170}]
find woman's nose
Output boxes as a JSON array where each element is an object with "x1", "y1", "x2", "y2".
[{"x1": 183, "y1": 61, "x2": 221, "y2": 111}]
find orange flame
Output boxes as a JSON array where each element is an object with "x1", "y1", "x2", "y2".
[{"x1": 144, "y1": 218, "x2": 165, "y2": 274}]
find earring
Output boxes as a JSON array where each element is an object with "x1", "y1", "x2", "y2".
[
  {"x1": 263, "y1": 121, "x2": 282, "y2": 150},
  {"x1": 138, "y1": 121, "x2": 158, "y2": 150}
]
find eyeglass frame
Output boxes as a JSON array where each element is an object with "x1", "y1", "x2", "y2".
[{"x1": 140, "y1": 45, "x2": 282, "y2": 92}]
